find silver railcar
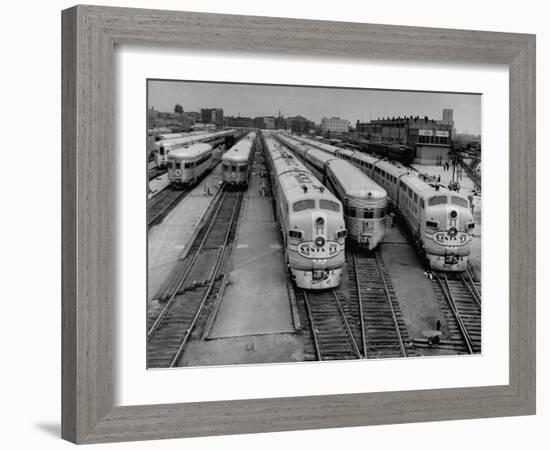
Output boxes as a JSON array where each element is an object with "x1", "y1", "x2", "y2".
[
  {"x1": 263, "y1": 134, "x2": 346, "y2": 289},
  {"x1": 221, "y1": 132, "x2": 257, "y2": 188},
  {"x1": 289, "y1": 134, "x2": 475, "y2": 271},
  {"x1": 275, "y1": 134, "x2": 387, "y2": 250},
  {"x1": 166, "y1": 143, "x2": 214, "y2": 188}
]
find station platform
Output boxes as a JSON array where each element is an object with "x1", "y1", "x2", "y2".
[
  {"x1": 411, "y1": 164, "x2": 482, "y2": 278},
  {"x1": 180, "y1": 333, "x2": 304, "y2": 367},
  {"x1": 206, "y1": 157, "x2": 295, "y2": 340},
  {"x1": 380, "y1": 224, "x2": 451, "y2": 343},
  {"x1": 147, "y1": 165, "x2": 224, "y2": 301},
  {"x1": 148, "y1": 173, "x2": 168, "y2": 198}
]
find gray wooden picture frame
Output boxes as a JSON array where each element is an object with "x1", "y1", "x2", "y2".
[{"x1": 62, "y1": 5, "x2": 536, "y2": 444}]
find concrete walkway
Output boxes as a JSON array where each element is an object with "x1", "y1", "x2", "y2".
[
  {"x1": 147, "y1": 165, "x2": 223, "y2": 301},
  {"x1": 207, "y1": 155, "x2": 295, "y2": 339},
  {"x1": 380, "y1": 225, "x2": 449, "y2": 341}
]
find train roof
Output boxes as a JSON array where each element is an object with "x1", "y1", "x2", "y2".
[
  {"x1": 401, "y1": 174, "x2": 470, "y2": 202},
  {"x1": 328, "y1": 160, "x2": 387, "y2": 200},
  {"x1": 287, "y1": 133, "x2": 469, "y2": 204},
  {"x1": 305, "y1": 148, "x2": 338, "y2": 166},
  {"x1": 271, "y1": 150, "x2": 308, "y2": 176},
  {"x1": 167, "y1": 143, "x2": 213, "y2": 160},
  {"x1": 336, "y1": 148, "x2": 354, "y2": 158},
  {"x1": 222, "y1": 132, "x2": 256, "y2": 162},
  {"x1": 157, "y1": 130, "x2": 235, "y2": 149},
  {"x1": 264, "y1": 136, "x2": 341, "y2": 208},
  {"x1": 148, "y1": 127, "x2": 172, "y2": 135},
  {"x1": 274, "y1": 134, "x2": 313, "y2": 156},
  {"x1": 373, "y1": 159, "x2": 410, "y2": 177},
  {"x1": 278, "y1": 170, "x2": 341, "y2": 206},
  {"x1": 350, "y1": 151, "x2": 384, "y2": 166},
  {"x1": 156, "y1": 130, "x2": 210, "y2": 141},
  {"x1": 157, "y1": 133, "x2": 213, "y2": 149},
  {"x1": 155, "y1": 132, "x2": 191, "y2": 141},
  {"x1": 279, "y1": 135, "x2": 385, "y2": 200},
  {"x1": 293, "y1": 135, "x2": 340, "y2": 155}
]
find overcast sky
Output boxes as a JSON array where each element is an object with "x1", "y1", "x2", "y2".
[{"x1": 148, "y1": 80, "x2": 481, "y2": 135}]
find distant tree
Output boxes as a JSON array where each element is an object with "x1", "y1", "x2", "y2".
[{"x1": 174, "y1": 104, "x2": 184, "y2": 115}]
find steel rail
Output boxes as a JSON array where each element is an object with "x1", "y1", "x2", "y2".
[
  {"x1": 460, "y1": 273, "x2": 481, "y2": 309},
  {"x1": 148, "y1": 167, "x2": 167, "y2": 180},
  {"x1": 464, "y1": 268, "x2": 482, "y2": 307},
  {"x1": 169, "y1": 190, "x2": 244, "y2": 367},
  {"x1": 351, "y1": 252, "x2": 368, "y2": 358},
  {"x1": 331, "y1": 290, "x2": 362, "y2": 359},
  {"x1": 374, "y1": 252, "x2": 407, "y2": 357},
  {"x1": 301, "y1": 291, "x2": 322, "y2": 361},
  {"x1": 437, "y1": 273, "x2": 474, "y2": 354},
  {"x1": 147, "y1": 189, "x2": 227, "y2": 338},
  {"x1": 147, "y1": 189, "x2": 187, "y2": 227}
]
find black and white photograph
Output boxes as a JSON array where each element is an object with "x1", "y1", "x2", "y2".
[{"x1": 146, "y1": 79, "x2": 482, "y2": 369}]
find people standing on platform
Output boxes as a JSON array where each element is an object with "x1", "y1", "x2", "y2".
[{"x1": 386, "y1": 212, "x2": 395, "y2": 228}]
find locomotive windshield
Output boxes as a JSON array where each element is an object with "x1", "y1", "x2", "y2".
[
  {"x1": 320, "y1": 200, "x2": 340, "y2": 212},
  {"x1": 428, "y1": 195, "x2": 447, "y2": 206},
  {"x1": 451, "y1": 196, "x2": 469, "y2": 208},
  {"x1": 293, "y1": 199, "x2": 315, "y2": 212}
]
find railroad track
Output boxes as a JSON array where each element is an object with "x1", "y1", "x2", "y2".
[
  {"x1": 430, "y1": 269, "x2": 482, "y2": 354},
  {"x1": 147, "y1": 189, "x2": 244, "y2": 368},
  {"x1": 148, "y1": 166, "x2": 167, "y2": 180},
  {"x1": 347, "y1": 251, "x2": 415, "y2": 358},
  {"x1": 294, "y1": 288, "x2": 361, "y2": 361},
  {"x1": 147, "y1": 187, "x2": 188, "y2": 228}
]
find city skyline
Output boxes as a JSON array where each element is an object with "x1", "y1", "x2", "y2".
[{"x1": 148, "y1": 80, "x2": 482, "y2": 135}]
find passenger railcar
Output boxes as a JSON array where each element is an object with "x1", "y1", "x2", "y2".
[
  {"x1": 155, "y1": 130, "x2": 236, "y2": 168},
  {"x1": 148, "y1": 126, "x2": 172, "y2": 137},
  {"x1": 289, "y1": 134, "x2": 474, "y2": 271},
  {"x1": 263, "y1": 134, "x2": 347, "y2": 289},
  {"x1": 222, "y1": 132, "x2": 257, "y2": 188},
  {"x1": 388, "y1": 144, "x2": 415, "y2": 165},
  {"x1": 275, "y1": 134, "x2": 387, "y2": 250},
  {"x1": 166, "y1": 143, "x2": 214, "y2": 188},
  {"x1": 154, "y1": 130, "x2": 209, "y2": 142}
]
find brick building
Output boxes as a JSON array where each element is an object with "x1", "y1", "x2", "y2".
[{"x1": 356, "y1": 114, "x2": 453, "y2": 164}]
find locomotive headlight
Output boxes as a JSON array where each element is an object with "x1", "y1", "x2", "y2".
[
  {"x1": 315, "y1": 217, "x2": 325, "y2": 227},
  {"x1": 449, "y1": 210, "x2": 458, "y2": 219},
  {"x1": 448, "y1": 227, "x2": 458, "y2": 237},
  {"x1": 315, "y1": 236, "x2": 325, "y2": 247}
]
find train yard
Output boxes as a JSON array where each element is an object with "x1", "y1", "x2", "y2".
[
  {"x1": 147, "y1": 129, "x2": 482, "y2": 368},
  {"x1": 147, "y1": 189, "x2": 244, "y2": 368}
]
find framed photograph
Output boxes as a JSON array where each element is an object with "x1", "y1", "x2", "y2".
[{"x1": 62, "y1": 5, "x2": 536, "y2": 444}]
